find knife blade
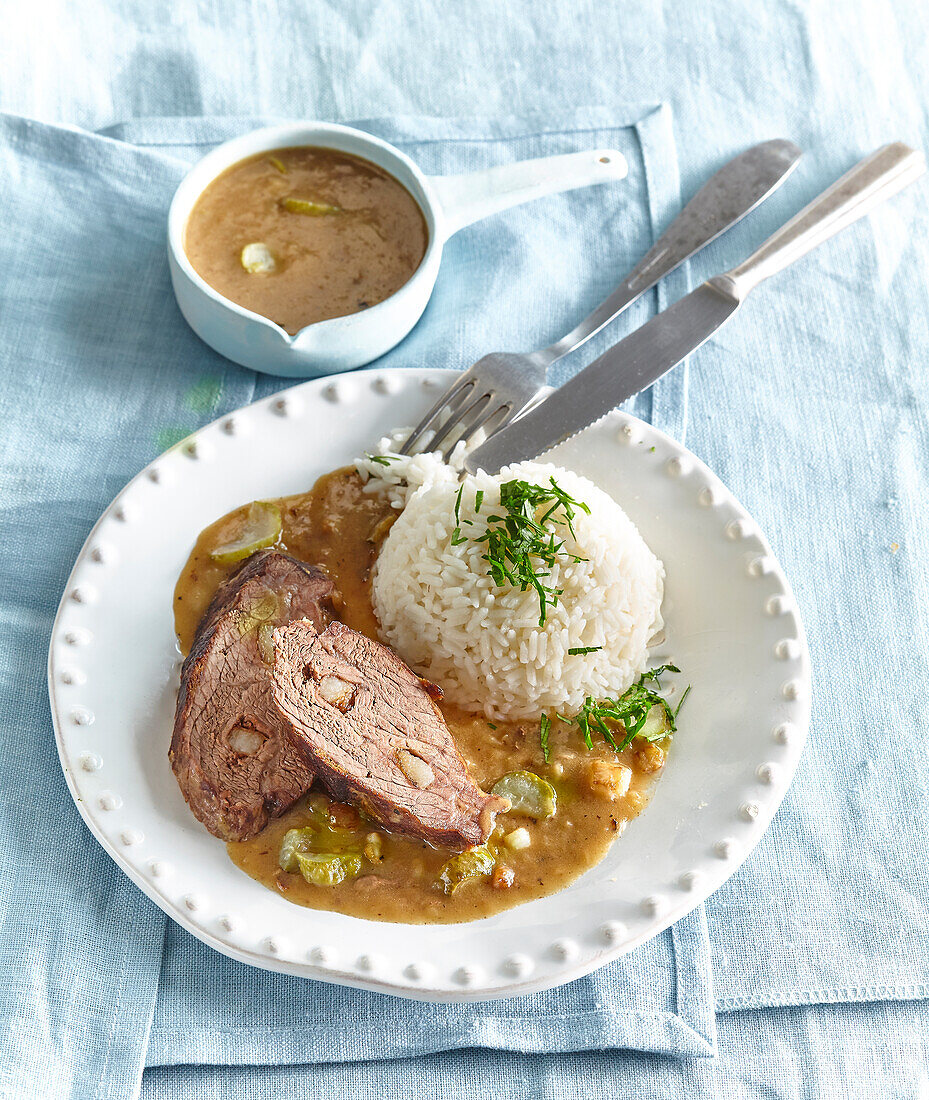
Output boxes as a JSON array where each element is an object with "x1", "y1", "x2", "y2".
[{"x1": 463, "y1": 280, "x2": 739, "y2": 475}]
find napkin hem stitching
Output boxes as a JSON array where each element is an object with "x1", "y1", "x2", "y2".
[{"x1": 716, "y1": 982, "x2": 929, "y2": 1013}]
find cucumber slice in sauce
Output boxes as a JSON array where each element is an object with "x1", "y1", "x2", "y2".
[
  {"x1": 279, "y1": 827, "x2": 314, "y2": 873},
  {"x1": 281, "y1": 197, "x2": 342, "y2": 216},
  {"x1": 210, "y1": 501, "x2": 282, "y2": 564},
  {"x1": 280, "y1": 826, "x2": 364, "y2": 886},
  {"x1": 491, "y1": 770, "x2": 557, "y2": 819},
  {"x1": 638, "y1": 706, "x2": 672, "y2": 742},
  {"x1": 436, "y1": 845, "x2": 495, "y2": 895},
  {"x1": 295, "y1": 852, "x2": 362, "y2": 887}
]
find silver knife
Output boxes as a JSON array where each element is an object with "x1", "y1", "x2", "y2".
[{"x1": 465, "y1": 142, "x2": 925, "y2": 476}]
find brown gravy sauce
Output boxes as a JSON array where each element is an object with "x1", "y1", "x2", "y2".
[
  {"x1": 173, "y1": 468, "x2": 664, "y2": 924},
  {"x1": 184, "y1": 146, "x2": 428, "y2": 335}
]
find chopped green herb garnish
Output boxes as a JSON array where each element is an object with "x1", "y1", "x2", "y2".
[
  {"x1": 475, "y1": 490, "x2": 484, "y2": 512},
  {"x1": 674, "y1": 683, "x2": 692, "y2": 719},
  {"x1": 471, "y1": 477, "x2": 590, "y2": 626},
  {"x1": 557, "y1": 664, "x2": 684, "y2": 755},
  {"x1": 539, "y1": 714, "x2": 552, "y2": 763},
  {"x1": 364, "y1": 452, "x2": 398, "y2": 466},
  {"x1": 454, "y1": 485, "x2": 463, "y2": 524},
  {"x1": 649, "y1": 446, "x2": 656, "y2": 453},
  {"x1": 568, "y1": 645, "x2": 602, "y2": 655},
  {"x1": 639, "y1": 663, "x2": 680, "y2": 685},
  {"x1": 487, "y1": 722, "x2": 497, "y2": 730}
]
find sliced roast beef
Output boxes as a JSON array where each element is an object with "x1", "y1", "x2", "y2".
[
  {"x1": 170, "y1": 549, "x2": 333, "y2": 841},
  {"x1": 270, "y1": 619, "x2": 508, "y2": 850}
]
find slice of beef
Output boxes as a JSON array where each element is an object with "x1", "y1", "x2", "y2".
[
  {"x1": 170, "y1": 549, "x2": 333, "y2": 841},
  {"x1": 270, "y1": 619, "x2": 508, "y2": 850}
]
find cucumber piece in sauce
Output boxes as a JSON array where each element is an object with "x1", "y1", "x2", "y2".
[
  {"x1": 279, "y1": 827, "x2": 314, "y2": 873},
  {"x1": 491, "y1": 770, "x2": 557, "y2": 819},
  {"x1": 210, "y1": 501, "x2": 282, "y2": 564},
  {"x1": 279, "y1": 826, "x2": 363, "y2": 886},
  {"x1": 281, "y1": 197, "x2": 342, "y2": 216},
  {"x1": 436, "y1": 845, "x2": 495, "y2": 895},
  {"x1": 295, "y1": 852, "x2": 362, "y2": 887},
  {"x1": 638, "y1": 705, "x2": 673, "y2": 742}
]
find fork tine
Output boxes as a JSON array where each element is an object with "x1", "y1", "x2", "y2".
[
  {"x1": 400, "y1": 378, "x2": 475, "y2": 456},
  {"x1": 440, "y1": 400, "x2": 513, "y2": 463},
  {"x1": 426, "y1": 390, "x2": 493, "y2": 455}
]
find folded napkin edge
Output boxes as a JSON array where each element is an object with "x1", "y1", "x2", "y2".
[
  {"x1": 145, "y1": 1005, "x2": 716, "y2": 1069},
  {"x1": 95, "y1": 104, "x2": 669, "y2": 149}
]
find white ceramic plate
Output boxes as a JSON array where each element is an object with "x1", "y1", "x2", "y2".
[{"x1": 48, "y1": 367, "x2": 810, "y2": 1001}]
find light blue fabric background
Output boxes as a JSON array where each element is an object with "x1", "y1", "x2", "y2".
[{"x1": 2, "y1": 0, "x2": 929, "y2": 1095}]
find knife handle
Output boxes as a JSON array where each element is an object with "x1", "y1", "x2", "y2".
[{"x1": 721, "y1": 143, "x2": 925, "y2": 297}]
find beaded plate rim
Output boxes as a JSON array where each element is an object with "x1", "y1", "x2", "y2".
[{"x1": 48, "y1": 366, "x2": 811, "y2": 1002}]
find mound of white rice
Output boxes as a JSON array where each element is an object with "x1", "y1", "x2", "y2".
[{"x1": 355, "y1": 442, "x2": 664, "y2": 721}]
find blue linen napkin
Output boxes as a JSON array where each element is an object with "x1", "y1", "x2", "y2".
[
  {"x1": 0, "y1": 107, "x2": 712, "y2": 1100},
  {"x1": 136, "y1": 995, "x2": 929, "y2": 1100}
]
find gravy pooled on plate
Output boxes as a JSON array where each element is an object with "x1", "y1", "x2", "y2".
[
  {"x1": 173, "y1": 469, "x2": 669, "y2": 924},
  {"x1": 184, "y1": 147, "x2": 428, "y2": 334}
]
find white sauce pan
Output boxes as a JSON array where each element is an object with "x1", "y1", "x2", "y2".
[{"x1": 167, "y1": 122, "x2": 627, "y2": 377}]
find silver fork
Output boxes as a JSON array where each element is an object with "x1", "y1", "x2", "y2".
[{"x1": 399, "y1": 138, "x2": 801, "y2": 461}]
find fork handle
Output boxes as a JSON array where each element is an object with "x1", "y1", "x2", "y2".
[{"x1": 538, "y1": 138, "x2": 802, "y2": 366}]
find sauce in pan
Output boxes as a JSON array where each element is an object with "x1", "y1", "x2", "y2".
[{"x1": 185, "y1": 147, "x2": 427, "y2": 335}]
